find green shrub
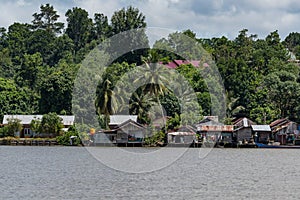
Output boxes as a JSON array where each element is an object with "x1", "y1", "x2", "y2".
[
  {"x1": 56, "y1": 127, "x2": 81, "y2": 146},
  {"x1": 0, "y1": 126, "x2": 9, "y2": 137}
]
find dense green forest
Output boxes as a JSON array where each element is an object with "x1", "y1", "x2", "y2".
[{"x1": 1, "y1": 4, "x2": 300, "y2": 128}]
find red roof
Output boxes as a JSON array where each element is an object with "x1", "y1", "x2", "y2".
[
  {"x1": 159, "y1": 60, "x2": 205, "y2": 68},
  {"x1": 165, "y1": 61, "x2": 177, "y2": 68}
]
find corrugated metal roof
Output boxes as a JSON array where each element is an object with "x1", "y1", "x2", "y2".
[
  {"x1": 233, "y1": 117, "x2": 255, "y2": 128},
  {"x1": 251, "y1": 125, "x2": 271, "y2": 132},
  {"x1": 117, "y1": 119, "x2": 145, "y2": 130},
  {"x1": 109, "y1": 115, "x2": 138, "y2": 125},
  {"x1": 168, "y1": 132, "x2": 196, "y2": 136},
  {"x1": 270, "y1": 118, "x2": 292, "y2": 128},
  {"x1": 3, "y1": 115, "x2": 74, "y2": 126},
  {"x1": 197, "y1": 125, "x2": 234, "y2": 132}
]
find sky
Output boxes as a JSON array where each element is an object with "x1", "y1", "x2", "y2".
[{"x1": 1, "y1": 0, "x2": 300, "y2": 40}]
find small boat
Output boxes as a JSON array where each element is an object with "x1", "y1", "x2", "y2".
[
  {"x1": 256, "y1": 143, "x2": 300, "y2": 149},
  {"x1": 256, "y1": 143, "x2": 281, "y2": 148}
]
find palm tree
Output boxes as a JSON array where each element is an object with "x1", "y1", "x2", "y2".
[
  {"x1": 95, "y1": 79, "x2": 118, "y2": 129},
  {"x1": 170, "y1": 78, "x2": 203, "y2": 126},
  {"x1": 133, "y1": 62, "x2": 170, "y2": 96},
  {"x1": 112, "y1": 79, "x2": 130, "y2": 114},
  {"x1": 129, "y1": 90, "x2": 155, "y2": 124},
  {"x1": 131, "y1": 55, "x2": 171, "y2": 125}
]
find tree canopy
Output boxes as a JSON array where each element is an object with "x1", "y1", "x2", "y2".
[{"x1": 0, "y1": 3, "x2": 300, "y2": 128}]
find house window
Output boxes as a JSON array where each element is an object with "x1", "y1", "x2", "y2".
[{"x1": 24, "y1": 128, "x2": 31, "y2": 137}]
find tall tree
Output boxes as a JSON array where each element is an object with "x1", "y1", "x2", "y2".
[
  {"x1": 7, "y1": 23, "x2": 30, "y2": 63},
  {"x1": 65, "y1": 7, "x2": 93, "y2": 53},
  {"x1": 111, "y1": 6, "x2": 146, "y2": 34},
  {"x1": 284, "y1": 32, "x2": 300, "y2": 52},
  {"x1": 0, "y1": 78, "x2": 38, "y2": 118},
  {"x1": 0, "y1": 48, "x2": 13, "y2": 78},
  {"x1": 284, "y1": 32, "x2": 300, "y2": 59},
  {"x1": 265, "y1": 30, "x2": 288, "y2": 62},
  {"x1": 49, "y1": 34, "x2": 75, "y2": 65},
  {"x1": 27, "y1": 29, "x2": 55, "y2": 66},
  {"x1": 39, "y1": 62, "x2": 76, "y2": 114},
  {"x1": 263, "y1": 69, "x2": 300, "y2": 121},
  {"x1": 93, "y1": 13, "x2": 110, "y2": 42},
  {"x1": 17, "y1": 52, "x2": 43, "y2": 90},
  {"x1": 0, "y1": 27, "x2": 8, "y2": 50},
  {"x1": 31, "y1": 3, "x2": 64, "y2": 34},
  {"x1": 109, "y1": 6, "x2": 149, "y2": 64}
]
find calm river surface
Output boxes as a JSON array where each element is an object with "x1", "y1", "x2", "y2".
[{"x1": 1, "y1": 146, "x2": 300, "y2": 200}]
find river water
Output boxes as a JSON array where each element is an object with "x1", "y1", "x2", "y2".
[{"x1": 1, "y1": 146, "x2": 300, "y2": 200}]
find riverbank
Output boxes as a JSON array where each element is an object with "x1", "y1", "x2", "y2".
[
  {"x1": 0, "y1": 137, "x2": 59, "y2": 146},
  {"x1": 3, "y1": 137, "x2": 300, "y2": 149}
]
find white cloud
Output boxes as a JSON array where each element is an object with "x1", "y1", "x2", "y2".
[
  {"x1": 74, "y1": 0, "x2": 124, "y2": 18},
  {"x1": 0, "y1": 0, "x2": 299, "y2": 40},
  {"x1": 16, "y1": 0, "x2": 31, "y2": 6},
  {"x1": 0, "y1": 1, "x2": 32, "y2": 28},
  {"x1": 136, "y1": 0, "x2": 300, "y2": 39},
  {"x1": 0, "y1": 0, "x2": 69, "y2": 29}
]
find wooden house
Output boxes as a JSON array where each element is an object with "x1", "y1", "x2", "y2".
[
  {"x1": 233, "y1": 117, "x2": 255, "y2": 143},
  {"x1": 251, "y1": 125, "x2": 272, "y2": 144},
  {"x1": 167, "y1": 125, "x2": 197, "y2": 145},
  {"x1": 94, "y1": 130, "x2": 117, "y2": 146},
  {"x1": 2, "y1": 115, "x2": 74, "y2": 138},
  {"x1": 115, "y1": 119, "x2": 146, "y2": 146},
  {"x1": 94, "y1": 115, "x2": 143, "y2": 146},
  {"x1": 85, "y1": 118, "x2": 146, "y2": 146},
  {"x1": 109, "y1": 115, "x2": 138, "y2": 130},
  {"x1": 195, "y1": 117, "x2": 233, "y2": 145},
  {"x1": 270, "y1": 118, "x2": 298, "y2": 145}
]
